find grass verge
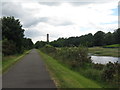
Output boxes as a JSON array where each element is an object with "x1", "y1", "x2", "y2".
[
  {"x1": 88, "y1": 47, "x2": 119, "y2": 57},
  {"x1": 38, "y1": 50, "x2": 102, "y2": 88},
  {"x1": 2, "y1": 50, "x2": 31, "y2": 73}
]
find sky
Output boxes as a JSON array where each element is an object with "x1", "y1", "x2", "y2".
[{"x1": 1, "y1": 0, "x2": 119, "y2": 43}]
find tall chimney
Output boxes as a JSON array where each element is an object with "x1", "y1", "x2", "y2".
[{"x1": 47, "y1": 34, "x2": 49, "y2": 42}]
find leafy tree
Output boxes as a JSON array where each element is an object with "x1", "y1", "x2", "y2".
[
  {"x1": 93, "y1": 31, "x2": 105, "y2": 46},
  {"x1": 113, "y1": 28, "x2": 120, "y2": 44},
  {"x1": 22, "y1": 38, "x2": 33, "y2": 50},
  {"x1": 2, "y1": 39, "x2": 16, "y2": 55},
  {"x1": 50, "y1": 38, "x2": 66, "y2": 47},
  {"x1": 79, "y1": 33, "x2": 94, "y2": 47},
  {"x1": 2, "y1": 16, "x2": 24, "y2": 53},
  {"x1": 104, "y1": 32, "x2": 114, "y2": 45},
  {"x1": 34, "y1": 41, "x2": 47, "y2": 49}
]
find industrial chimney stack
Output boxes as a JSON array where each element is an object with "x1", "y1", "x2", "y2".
[{"x1": 47, "y1": 34, "x2": 49, "y2": 42}]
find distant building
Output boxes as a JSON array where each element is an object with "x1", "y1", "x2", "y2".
[{"x1": 47, "y1": 34, "x2": 49, "y2": 42}]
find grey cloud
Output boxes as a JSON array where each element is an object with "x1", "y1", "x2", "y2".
[
  {"x1": 2, "y1": 0, "x2": 118, "y2": 3},
  {"x1": 2, "y1": 2, "x2": 50, "y2": 28},
  {"x1": 24, "y1": 29, "x2": 44, "y2": 38},
  {"x1": 24, "y1": 17, "x2": 49, "y2": 27},
  {"x1": 69, "y1": 0, "x2": 117, "y2": 6},
  {"x1": 24, "y1": 16, "x2": 74, "y2": 27},
  {"x1": 55, "y1": 21, "x2": 74, "y2": 26},
  {"x1": 2, "y1": 2, "x2": 25, "y2": 18},
  {"x1": 39, "y1": 2, "x2": 61, "y2": 6},
  {"x1": 39, "y1": 17, "x2": 49, "y2": 22},
  {"x1": 70, "y1": 2, "x2": 94, "y2": 6}
]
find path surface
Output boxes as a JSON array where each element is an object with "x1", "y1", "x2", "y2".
[{"x1": 2, "y1": 49, "x2": 56, "y2": 88}]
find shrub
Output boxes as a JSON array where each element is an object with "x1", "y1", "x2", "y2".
[
  {"x1": 41, "y1": 44, "x2": 57, "y2": 55},
  {"x1": 83, "y1": 68, "x2": 102, "y2": 81},
  {"x1": 113, "y1": 62, "x2": 120, "y2": 86},
  {"x1": 41, "y1": 46, "x2": 91, "y2": 67},
  {"x1": 101, "y1": 62, "x2": 115, "y2": 82},
  {"x1": 93, "y1": 63, "x2": 104, "y2": 70},
  {"x1": 2, "y1": 39, "x2": 17, "y2": 56}
]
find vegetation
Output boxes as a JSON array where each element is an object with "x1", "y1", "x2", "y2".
[
  {"x1": 101, "y1": 62, "x2": 120, "y2": 82},
  {"x1": 50, "y1": 29, "x2": 118, "y2": 47},
  {"x1": 2, "y1": 50, "x2": 31, "y2": 73},
  {"x1": 39, "y1": 45, "x2": 120, "y2": 88},
  {"x1": 38, "y1": 50, "x2": 101, "y2": 88},
  {"x1": 93, "y1": 31, "x2": 105, "y2": 46},
  {"x1": 1, "y1": 16, "x2": 33, "y2": 56},
  {"x1": 88, "y1": 47, "x2": 119, "y2": 57},
  {"x1": 103, "y1": 44, "x2": 120, "y2": 48},
  {"x1": 41, "y1": 45, "x2": 91, "y2": 67},
  {"x1": 35, "y1": 28, "x2": 120, "y2": 48},
  {"x1": 34, "y1": 41, "x2": 47, "y2": 49}
]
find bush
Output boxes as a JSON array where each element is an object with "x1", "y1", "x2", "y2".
[
  {"x1": 41, "y1": 46, "x2": 91, "y2": 67},
  {"x1": 41, "y1": 44, "x2": 57, "y2": 54},
  {"x1": 101, "y1": 62, "x2": 115, "y2": 82},
  {"x1": 93, "y1": 63, "x2": 104, "y2": 70},
  {"x1": 2, "y1": 39, "x2": 17, "y2": 56},
  {"x1": 83, "y1": 69, "x2": 102, "y2": 81}
]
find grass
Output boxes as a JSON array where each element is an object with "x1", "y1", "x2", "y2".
[
  {"x1": 38, "y1": 50, "x2": 102, "y2": 88},
  {"x1": 2, "y1": 50, "x2": 31, "y2": 73},
  {"x1": 104, "y1": 44, "x2": 120, "y2": 48},
  {"x1": 88, "y1": 47, "x2": 119, "y2": 57}
]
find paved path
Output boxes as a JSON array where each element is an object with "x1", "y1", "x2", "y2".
[{"x1": 3, "y1": 49, "x2": 56, "y2": 88}]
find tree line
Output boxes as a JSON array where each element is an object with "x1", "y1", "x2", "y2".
[
  {"x1": 35, "y1": 28, "x2": 120, "y2": 48},
  {"x1": 50, "y1": 29, "x2": 120, "y2": 47},
  {"x1": 1, "y1": 16, "x2": 34, "y2": 56}
]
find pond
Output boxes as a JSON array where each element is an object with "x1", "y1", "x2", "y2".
[{"x1": 91, "y1": 56, "x2": 120, "y2": 64}]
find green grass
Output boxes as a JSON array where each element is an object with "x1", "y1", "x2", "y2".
[
  {"x1": 104, "y1": 44, "x2": 120, "y2": 48},
  {"x1": 38, "y1": 50, "x2": 102, "y2": 88},
  {"x1": 2, "y1": 50, "x2": 31, "y2": 73},
  {"x1": 88, "y1": 47, "x2": 119, "y2": 57}
]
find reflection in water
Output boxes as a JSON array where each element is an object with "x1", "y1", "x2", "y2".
[{"x1": 91, "y1": 56, "x2": 120, "y2": 64}]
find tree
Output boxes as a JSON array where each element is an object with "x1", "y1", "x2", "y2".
[
  {"x1": 104, "y1": 32, "x2": 114, "y2": 45},
  {"x1": 22, "y1": 38, "x2": 33, "y2": 50},
  {"x1": 2, "y1": 16, "x2": 24, "y2": 54},
  {"x1": 93, "y1": 31, "x2": 105, "y2": 46},
  {"x1": 113, "y1": 28, "x2": 120, "y2": 44},
  {"x1": 34, "y1": 41, "x2": 47, "y2": 49},
  {"x1": 79, "y1": 33, "x2": 94, "y2": 47},
  {"x1": 2, "y1": 39, "x2": 17, "y2": 55}
]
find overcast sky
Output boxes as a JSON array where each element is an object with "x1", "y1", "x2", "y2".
[{"x1": 1, "y1": 0, "x2": 119, "y2": 43}]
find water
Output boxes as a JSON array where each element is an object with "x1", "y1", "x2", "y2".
[{"x1": 91, "y1": 56, "x2": 120, "y2": 64}]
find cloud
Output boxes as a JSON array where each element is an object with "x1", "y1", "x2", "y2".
[
  {"x1": 1, "y1": 1, "x2": 118, "y2": 43},
  {"x1": 2, "y1": 2, "x2": 24, "y2": 18},
  {"x1": 70, "y1": 0, "x2": 119, "y2": 6},
  {"x1": 39, "y1": 2, "x2": 61, "y2": 6},
  {"x1": 24, "y1": 29, "x2": 43, "y2": 38},
  {"x1": 2, "y1": 0, "x2": 119, "y2": 3},
  {"x1": 46, "y1": 17, "x2": 74, "y2": 26},
  {"x1": 23, "y1": 17, "x2": 49, "y2": 27}
]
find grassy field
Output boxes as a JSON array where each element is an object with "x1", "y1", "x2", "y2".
[
  {"x1": 38, "y1": 50, "x2": 102, "y2": 88},
  {"x1": 103, "y1": 44, "x2": 120, "y2": 48},
  {"x1": 88, "y1": 47, "x2": 119, "y2": 57},
  {"x1": 2, "y1": 50, "x2": 31, "y2": 73}
]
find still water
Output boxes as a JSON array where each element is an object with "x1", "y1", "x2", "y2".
[{"x1": 91, "y1": 56, "x2": 120, "y2": 64}]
